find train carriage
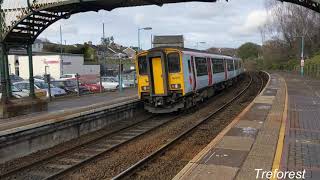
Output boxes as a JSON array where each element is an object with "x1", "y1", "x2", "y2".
[{"x1": 136, "y1": 47, "x2": 244, "y2": 113}]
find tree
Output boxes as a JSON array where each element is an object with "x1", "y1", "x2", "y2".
[
  {"x1": 237, "y1": 42, "x2": 261, "y2": 60},
  {"x1": 265, "y1": 1, "x2": 320, "y2": 59},
  {"x1": 83, "y1": 43, "x2": 98, "y2": 61}
]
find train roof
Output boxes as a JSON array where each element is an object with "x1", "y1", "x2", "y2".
[{"x1": 146, "y1": 46, "x2": 240, "y2": 60}]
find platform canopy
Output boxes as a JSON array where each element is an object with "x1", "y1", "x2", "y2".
[{"x1": 0, "y1": 0, "x2": 319, "y2": 46}]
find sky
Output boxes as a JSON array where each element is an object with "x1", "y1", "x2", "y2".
[{"x1": 38, "y1": 0, "x2": 268, "y2": 50}]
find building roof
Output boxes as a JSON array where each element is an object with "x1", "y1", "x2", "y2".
[{"x1": 153, "y1": 35, "x2": 184, "y2": 44}]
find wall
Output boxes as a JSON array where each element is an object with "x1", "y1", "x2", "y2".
[
  {"x1": 17, "y1": 55, "x2": 61, "y2": 79},
  {"x1": 8, "y1": 54, "x2": 100, "y2": 80},
  {"x1": 62, "y1": 55, "x2": 100, "y2": 75},
  {"x1": 0, "y1": 100, "x2": 146, "y2": 163}
]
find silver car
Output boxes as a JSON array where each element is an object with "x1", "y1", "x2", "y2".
[{"x1": 13, "y1": 80, "x2": 67, "y2": 97}]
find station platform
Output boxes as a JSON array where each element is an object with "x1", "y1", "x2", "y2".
[
  {"x1": 0, "y1": 88, "x2": 138, "y2": 134},
  {"x1": 174, "y1": 72, "x2": 320, "y2": 180}
]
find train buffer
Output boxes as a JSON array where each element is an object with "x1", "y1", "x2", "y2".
[{"x1": 174, "y1": 72, "x2": 320, "y2": 180}]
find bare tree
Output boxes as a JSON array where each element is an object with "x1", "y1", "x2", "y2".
[{"x1": 264, "y1": 0, "x2": 320, "y2": 59}]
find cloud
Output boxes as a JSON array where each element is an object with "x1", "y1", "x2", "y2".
[
  {"x1": 38, "y1": 0, "x2": 266, "y2": 48},
  {"x1": 231, "y1": 9, "x2": 267, "y2": 36}
]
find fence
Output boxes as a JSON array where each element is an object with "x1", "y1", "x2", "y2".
[{"x1": 292, "y1": 64, "x2": 320, "y2": 78}]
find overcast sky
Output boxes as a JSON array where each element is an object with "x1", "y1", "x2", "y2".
[{"x1": 39, "y1": 0, "x2": 268, "y2": 50}]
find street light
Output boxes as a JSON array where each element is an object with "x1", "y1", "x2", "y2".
[
  {"x1": 294, "y1": 36, "x2": 305, "y2": 76},
  {"x1": 138, "y1": 27, "x2": 152, "y2": 51},
  {"x1": 196, "y1": 41, "x2": 206, "y2": 49}
]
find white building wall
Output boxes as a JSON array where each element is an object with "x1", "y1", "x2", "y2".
[
  {"x1": 9, "y1": 54, "x2": 100, "y2": 80},
  {"x1": 8, "y1": 55, "x2": 16, "y2": 75},
  {"x1": 17, "y1": 55, "x2": 61, "y2": 79},
  {"x1": 61, "y1": 55, "x2": 100, "y2": 75}
]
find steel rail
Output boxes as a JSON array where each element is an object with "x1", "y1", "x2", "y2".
[
  {"x1": 111, "y1": 73, "x2": 260, "y2": 180},
  {"x1": 43, "y1": 114, "x2": 181, "y2": 180},
  {"x1": 0, "y1": 113, "x2": 152, "y2": 178}
]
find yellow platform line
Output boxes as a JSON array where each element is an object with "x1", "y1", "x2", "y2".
[{"x1": 270, "y1": 78, "x2": 288, "y2": 180}]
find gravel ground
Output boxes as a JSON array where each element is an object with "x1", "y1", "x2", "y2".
[
  {"x1": 126, "y1": 72, "x2": 265, "y2": 180},
  {"x1": 58, "y1": 73, "x2": 256, "y2": 179},
  {"x1": 0, "y1": 72, "x2": 264, "y2": 180},
  {"x1": 0, "y1": 113, "x2": 152, "y2": 176}
]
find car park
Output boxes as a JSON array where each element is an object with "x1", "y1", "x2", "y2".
[
  {"x1": 13, "y1": 80, "x2": 67, "y2": 98},
  {"x1": 52, "y1": 79, "x2": 90, "y2": 94}
]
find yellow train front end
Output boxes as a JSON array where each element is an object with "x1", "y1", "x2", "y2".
[{"x1": 136, "y1": 47, "x2": 185, "y2": 113}]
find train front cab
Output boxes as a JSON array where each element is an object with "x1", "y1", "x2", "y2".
[{"x1": 136, "y1": 49, "x2": 185, "y2": 113}]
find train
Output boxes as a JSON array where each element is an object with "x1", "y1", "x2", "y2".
[{"x1": 136, "y1": 47, "x2": 244, "y2": 113}]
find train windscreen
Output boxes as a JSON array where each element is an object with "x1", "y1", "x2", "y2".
[{"x1": 138, "y1": 56, "x2": 148, "y2": 75}]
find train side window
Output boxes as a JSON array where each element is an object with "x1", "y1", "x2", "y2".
[
  {"x1": 212, "y1": 59, "x2": 224, "y2": 73},
  {"x1": 138, "y1": 56, "x2": 148, "y2": 75},
  {"x1": 195, "y1": 57, "x2": 208, "y2": 76},
  {"x1": 227, "y1": 60, "x2": 233, "y2": 71},
  {"x1": 168, "y1": 52, "x2": 180, "y2": 73}
]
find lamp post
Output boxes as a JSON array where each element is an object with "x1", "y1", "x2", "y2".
[
  {"x1": 300, "y1": 36, "x2": 305, "y2": 76},
  {"x1": 294, "y1": 36, "x2": 305, "y2": 76},
  {"x1": 196, "y1": 41, "x2": 206, "y2": 49},
  {"x1": 138, "y1": 27, "x2": 152, "y2": 51}
]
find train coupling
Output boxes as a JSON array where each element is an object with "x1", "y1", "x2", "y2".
[{"x1": 154, "y1": 97, "x2": 164, "y2": 107}]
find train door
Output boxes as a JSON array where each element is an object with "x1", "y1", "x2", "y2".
[
  {"x1": 207, "y1": 57, "x2": 213, "y2": 86},
  {"x1": 224, "y1": 59, "x2": 228, "y2": 80},
  {"x1": 151, "y1": 57, "x2": 165, "y2": 94},
  {"x1": 191, "y1": 56, "x2": 197, "y2": 91},
  {"x1": 147, "y1": 52, "x2": 168, "y2": 96}
]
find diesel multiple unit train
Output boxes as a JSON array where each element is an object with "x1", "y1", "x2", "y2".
[{"x1": 136, "y1": 47, "x2": 244, "y2": 113}]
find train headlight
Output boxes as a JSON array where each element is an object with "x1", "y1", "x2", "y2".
[
  {"x1": 141, "y1": 86, "x2": 150, "y2": 91},
  {"x1": 171, "y1": 84, "x2": 181, "y2": 89}
]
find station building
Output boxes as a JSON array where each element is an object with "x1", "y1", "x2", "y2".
[{"x1": 8, "y1": 52, "x2": 100, "y2": 80}]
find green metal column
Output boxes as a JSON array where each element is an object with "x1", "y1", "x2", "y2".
[
  {"x1": 0, "y1": 0, "x2": 8, "y2": 103},
  {"x1": 3, "y1": 44, "x2": 11, "y2": 97},
  {"x1": 0, "y1": 43, "x2": 7, "y2": 103},
  {"x1": 27, "y1": 44, "x2": 35, "y2": 98}
]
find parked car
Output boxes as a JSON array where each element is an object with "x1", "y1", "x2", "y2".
[
  {"x1": 11, "y1": 85, "x2": 29, "y2": 98},
  {"x1": 81, "y1": 81, "x2": 104, "y2": 93},
  {"x1": 13, "y1": 80, "x2": 67, "y2": 98},
  {"x1": 101, "y1": 77, "x2": 119, "y2": 90},
  {"x1": 34, "y1": 75, "x2": 55, "y2": 82},
  {"x1": 51, "y1": 79, "x2": 90, "y2": 94},
  {"x1": 0, "y1": 85, "x2": 29, "y2": 99},
  {"x1": 9, "y1": 83, "x2": 46, "y2": 99},
  {"x1": 60, "y1": 74, "x2": 77, "y2": 80},
  {"x1": 122, "y1": 75, "x2": 136, "y2": 87},
  {"x1": 10, "y1": 74, "x2": 24, "y2": 83}
]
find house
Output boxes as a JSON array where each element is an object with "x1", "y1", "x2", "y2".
[
  {"x1": 123, "y1": 47, "x2": 136, "y2": 59},
  {"x1": 32, "y1": 39, "x2": 44, "y2": 52},
  {"x1": 153, "y1": 35, "x2": 184, "y2": 48}
]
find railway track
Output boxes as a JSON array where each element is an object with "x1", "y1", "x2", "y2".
[
  {"x1": 111, "y1": 72, "x2": 264, "y2": 179},
  {"x1": 1, "y1": 72, "x2": 263, "y2": 180},
  {"x1": 0, "y1": 114, "x2": 181, "y2": 180}
]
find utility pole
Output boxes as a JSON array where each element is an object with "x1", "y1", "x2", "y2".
[
  {"x1": 103, "y1": 23, "x2": 106, "y2": 76},
  {"x1": 300, "y1": 36, "x2": 305, "y2": 76},
  {"x1": 60, "y1": 25, "x2": 63, "y2": 76},
  {"x1": 151, "y1": 34, "x2": 153, "y2": 48}
]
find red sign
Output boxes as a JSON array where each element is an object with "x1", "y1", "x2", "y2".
[{"x1": 44, "y1": 60, "x2": 59, "y2": 64}]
